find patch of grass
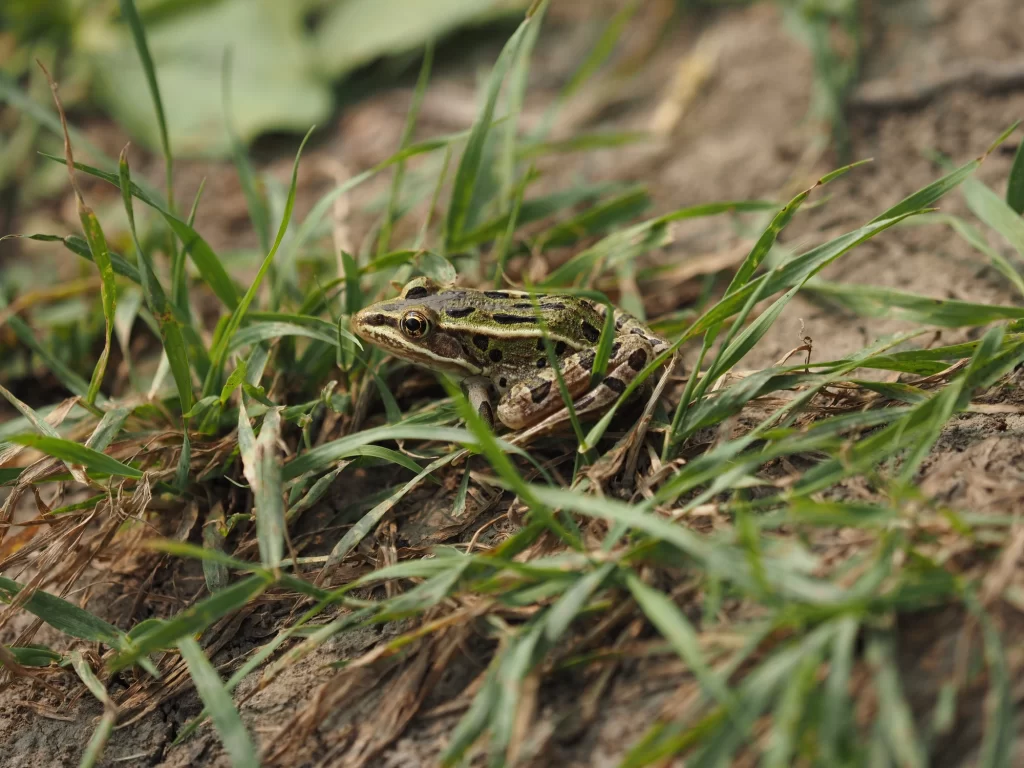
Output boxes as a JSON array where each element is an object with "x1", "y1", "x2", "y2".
[{"x1": 2, "y1": 2, "x2": 1024, "y2": 767}]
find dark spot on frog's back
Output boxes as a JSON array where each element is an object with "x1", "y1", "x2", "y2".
[
  {"x1": 581, "y1": 321, "x2": 600, "y2": 343},
  {"x1": 578, "y1": 350, "x2": 596, "y2": 372},
  {"x1": 489, "y1": 348, "x2": 503, "y2": 363},
  {"x1": 603, "y1": 376, "x2": 626, "y2": 394},
  {"x1": 361, "y1": 313, "x2": 395, "y2": 328},
  {"x1": 492, "y1": 313, "x2": 537, "y2": 325},
  {"x1": 484, "y1": 291, "x2": 509, "y2": 299},
  {"x1": 627, "y1": 348, "x2": 647, "y2": 372},
  {"x1": 530, "y1": 380, "x2": 552, "y2": 403},
  {"x1": 512, "y1": 302, "x2": 566, "y2": 311},
  {"x1": 404, "y1": 286, "x2": 430, "y2": 300},
  {"x1": 446, "y1": 306, "x2": 475, "y2": 319},
  {"x1": 473, "y1": 334, "x2": 489, "y2": 351}
]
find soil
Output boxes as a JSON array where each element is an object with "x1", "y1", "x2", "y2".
[{"x1": 4, "y1": 0, "x2": 1024, "y2": 765}]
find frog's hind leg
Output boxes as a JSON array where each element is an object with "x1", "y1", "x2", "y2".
[
  {"x1": 495, "y1": 350, "x2": 596, "y2": 430},
  {"x1": 497, "y1": 334, "x2": 655, "y2": 431}
]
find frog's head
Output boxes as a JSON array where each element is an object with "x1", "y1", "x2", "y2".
[{"x1": 351, "y1": 277, "x2": 481, "y2": 376}]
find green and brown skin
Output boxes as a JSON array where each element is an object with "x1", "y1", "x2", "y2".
[{"x1": 351, "y1": 277, "x2": 670, "y2": 430}]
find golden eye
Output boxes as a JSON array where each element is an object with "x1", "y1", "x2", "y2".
[{"x1": 400, "y1": 311, "x2": 431, "y2": 339}]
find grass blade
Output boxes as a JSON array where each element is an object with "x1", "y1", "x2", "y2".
[
  {"x1": 71, "y1": 651, "x2": 118, "y2": 768},
  {"x1": 204, "y1": 126, "x2": 315, "y2": 394},
  {"x1": 118, "y1": 0, "x2": 173, "y2": 209},
  {"x1": 111, "y1": 573, "x2": 271, "y2": 672},
  {"x1": 626, "y1": 572, "x2": 735, "y2": 709},
  {"x1": 1009, "y1": 138, "x2": 1024, "y2": 214},
  {"x1": 0, "y1": 577, "x2": 125, "y2": 646},
  {"x1": 39, "y1": 61, "x2": 117, "y2": 407},
  {"x1": 2, "y1": 433, "x2": 142, "y2": 479},
  {"x1": 119, "y1": 150, "x2": 194, "y2": 414},
  {"x1": 178, "y1": 636, "x2": 260, "y2": 768},
  {"x1": 444, "y1": 3, "x2": 544, "y2": 249},
  {"x1": 963, "y1": 175, "x2": 1024, "y2": 261}
]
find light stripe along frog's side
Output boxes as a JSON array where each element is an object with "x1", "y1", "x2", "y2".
[{"x1": 352, "y1": 277, "x2": 670, "y2": 430}]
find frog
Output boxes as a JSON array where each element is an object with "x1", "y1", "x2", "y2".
[{"x1": 351, "y1": 277, "x2": 670, "y2": 431}]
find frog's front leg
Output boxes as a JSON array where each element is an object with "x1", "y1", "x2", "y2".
[
  {"x1": 496, "y1": 334, "x2": 655, "y2": 430},
  {"x1": 461, "y1": 375, "x2": 496, "y2": 428}
]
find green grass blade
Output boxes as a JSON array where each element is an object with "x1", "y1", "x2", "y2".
[
  {"x1": 534, "y1": 0, "x2": 640, "y2": 138},
  {"x1": 762, "y1": 646, "x2": 822, "y2": 768},
  {"x1": 868, "y1": 635, "x2": 926, "y2": 768},
  {"x1": 72, "y1": 651, "x2": 117, "y2": 768},
  {"x1": 963, "y1": 175, "x2": 1024, "y2": 260},
  {"x1": 868, "y1": 139, "x2": 994, "y2": 224},
  {"x1": 820, "y1": 616, "x2": 861, "y2": 764},
  {"x1": 807, "y1": 281, "x2": 1024, "y2": 326},
  {"x1": 0, "y1": 577, "x2": 125, "y2": 645},
  {"x1": 5, "y1": 645, "x2": 62, "y2": 666},
  {"x1": 323, "y1": 452, "x2": 457, "y2": 567},
  {"x1": 626, "y1": 572, "x2": 736, "y2": 709},
  {"x1": 85, "y1": 406, "x2": 130, "y2": 452},
  {"x1": 204, "y1": 126, "x2": 315, "y2": 394},
  {"x1": 443, "y1": 378, "x2": 580, "y2": 547},
  {"x1": 227, "y1": 320, "x2": 356, "y2": 352},
  {"x1": 111, "y1": 573, "x2": 272, "y2": 672},
  {"x1": 543, "y1": 563, "x2": 614, "y2": 642},
  {"x1": 178, "y1": 636, "x2": 260, "y2": 768},
  {"x1": 119, "y1": 150, "x2": 194, "y2": 414},
  {"x1": 76, "y1": 207, "x2": 116, "y2": 406},
  {"x1": 444, "y1": 3, "x2": 543, "y2": 249},
  {"x1": 284, "y1": 424, "x2": 490, "y2": 480},
  {"x1": 543, "y1": 200, "x2": 777, "y2": 287},
  {"x1": 976, "y1": 605, "x2": 1014, "y2": 768},
  {"x1": 0, "y1": 308, "x2": 96, "y2": 405},
  {"x1": 931, "y1": 213, "x2": 1024, "y2": 298},
  {"x1": 7, "y1": 233, "x2": 142, "y2": 284},
  {"x1": 728, "y1": 160, "x2": 869, "y2": 295},
  {"x1": 687, "y1": 210, "x2": 926, "y2": 341},
  {"x1": 2, "y1": 434, "x2": 143, "y2": 478},
  {"x1": 1009, "y1": 138, "x2": 1024, "y2": 214},
  {"x1": 440, "y1": 665, "x2": 501, "y2": 766},
  {"x1": 118, "y1": 0, "x2": 173, "y2": 210}
]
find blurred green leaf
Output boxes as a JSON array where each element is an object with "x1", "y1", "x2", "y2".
[{"x1": 86, "y1": 0, "x2": 528, "y2": 157}]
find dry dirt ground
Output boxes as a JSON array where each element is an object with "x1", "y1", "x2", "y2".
[{"x1": 4, "y1": 0, "x2": 1024, "y2": 765}]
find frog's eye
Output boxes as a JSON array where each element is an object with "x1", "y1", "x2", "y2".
[{"x1": 400, "y1": 310, "x2": 432, "y2": 339}]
